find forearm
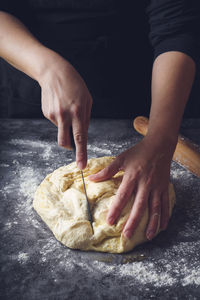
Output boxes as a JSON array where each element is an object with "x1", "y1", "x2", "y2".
[
  {"x1": 146, "y1": 51, "x2": 196, "y2": 153},
  {"x1": 0, "y1": 11, "x2": 58, "y2": 82},
  {"x1": 0, "y1": 12, "x2": 92, "y2": 166}
]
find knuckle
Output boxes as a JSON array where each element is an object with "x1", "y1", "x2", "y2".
[
  {"x1": 117, "y1": 189, "x2": 128, "y2": 201},
  {"x1": 146, "y1": 173, "x2": 153, "y2": 186},
  {"x1": 136, "y1": 165, "x2": 144, "y2": 175},
  {"x1": 126, "y1": 172, "x2": 138, "y2": 183},
  {"x1": 43, "y1": 109, "x2": 54, "y2": 120},
  {"x1": 71, "y1": 104, "x2": 81, "y2": 117},
  {"x1": 48, "y1": 111, "x2": 56, "y2": 121},
  {"x1": 74, "y1": 132, "x2": 84, "y2": 144}
]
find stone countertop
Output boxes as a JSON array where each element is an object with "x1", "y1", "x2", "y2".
[{"x1": 0, "y1": 118, "x2": 200, "y2": 300}]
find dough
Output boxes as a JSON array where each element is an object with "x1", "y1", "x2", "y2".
[{"x1": 33, "y1": 156, "x2": 176, "y2": 253}]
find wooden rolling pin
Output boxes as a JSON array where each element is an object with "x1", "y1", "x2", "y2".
[{"x1": 133, "y1": 116, "x2": 200, "y2": 178}]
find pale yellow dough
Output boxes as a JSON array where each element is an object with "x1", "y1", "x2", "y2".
[{"x1": 33, "y1": 156, "x2": 176, "y2": 253}]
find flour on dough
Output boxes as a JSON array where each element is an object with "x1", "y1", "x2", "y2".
[{"x1": 33, "y1": 156, "x2": 176, "y2": 253}]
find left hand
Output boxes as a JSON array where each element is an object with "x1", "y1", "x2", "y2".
[{"x1": 88, "y1": 137, "x2": 175, "y2": 240}]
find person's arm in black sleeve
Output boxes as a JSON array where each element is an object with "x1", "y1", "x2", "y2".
[
  {"x1": 89, "y1": 0, "x2": 197, "y2": 240},
  {"x1": 146, "y1": 0, "x2": 200, "y2": 64}
]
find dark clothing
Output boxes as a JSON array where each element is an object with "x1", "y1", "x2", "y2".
[
  {"x1": 0, "y1": 1, "x2": 200, "y2": 118},
  {"x1": 146, "y1": 0, "x2": 200, "y2": 62}
]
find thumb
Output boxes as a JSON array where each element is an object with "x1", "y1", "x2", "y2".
[{"x1": 88, "y1": 158, "x2": 122, "y2": 182}]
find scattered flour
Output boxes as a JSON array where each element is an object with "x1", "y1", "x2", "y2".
[
  {"x1": 87, "y1": 144, "x2": 112, "y2": 156},
  {"x1": 3, "y1": 221, "x2": 18, "y2": 231},
  {"x1": 9, "y1": 138, "x2": 55, "y2": 160},
  {"x1": 87, "y1": 141, "x2": 134, "y2": 157},
  {"x1": 2, "y1": 138, "x2": 200, "y2": 290},
  {"x1": 170, "y1": 167, "x2": 194, "y2": 181},
  {"x1": 91, "y1": 260, "x2": 177, "y2": 287},
  {"x1": 18, "y1": 166, "x2": 40, "y2": 215},
  {"x1": 17, "y1": 252, "x2": 29, "y2": 264},
  {"x1": 4, "y1": 222, "x2": 12, "y2": 230},
  {"x1": 0, "y1": 163, "x2": 10, "y2": 168}
]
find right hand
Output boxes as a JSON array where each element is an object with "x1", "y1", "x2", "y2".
[{"x1": 39, "y1": 53, "x2": 93, "y2": 170}]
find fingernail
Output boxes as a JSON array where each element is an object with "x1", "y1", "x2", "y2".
[
  {"x1": 123, "y1": 230, "x2": 132, "y2": 239},
  {"x1": 59, "y1": 141, "x2": 66, "y2": 147},
  {"x1": 146, "y1": 230, "x2": 154, "y2": 240},
  {"x1": 77, "y1": 161, "x2": 84, "y2": 170},
  {"x1": 107, "y1": 216, "x2": 115, "y2": 225}
]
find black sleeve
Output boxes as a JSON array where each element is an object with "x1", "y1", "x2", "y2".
[{"x1": 146, "y1": 0, "x2": 200, "y2": 63}]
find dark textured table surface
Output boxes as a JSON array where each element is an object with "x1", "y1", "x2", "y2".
[{"x1": 0, "y1": 118, "x2": 200, "y2": 300}]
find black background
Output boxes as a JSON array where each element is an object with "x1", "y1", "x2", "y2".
[{"x1": 0, "y1": 1, "x2": 199, "y2": 119}]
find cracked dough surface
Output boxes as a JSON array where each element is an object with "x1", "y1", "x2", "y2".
[{"x1": 33, "y1": 156, "x2": 176, "y2": 253}]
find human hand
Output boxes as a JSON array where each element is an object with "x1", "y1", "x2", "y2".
[
  {"x1": 89, "y1": 137, "x2": 175, "y2": 240},
  {"x1": 39, "y1": 53, "x2": 92, "y2": 169}
]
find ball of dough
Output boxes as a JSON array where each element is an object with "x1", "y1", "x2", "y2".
[{"x1": 33, "y1": 156, "x2": 176, "y2": 253}]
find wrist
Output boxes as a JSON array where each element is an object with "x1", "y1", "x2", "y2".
[
  {"x1": 35, "y1": 47, "x2": 64, "y2": 85},
  {"x1": 142, "y1": 133, "x2": 177, "y2": 158}
]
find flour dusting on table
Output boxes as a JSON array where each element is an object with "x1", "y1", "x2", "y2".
[
  {"x1": 1, "y1": 138, "x2": 200, "y2": 289},
  {"x1": 1, "y1": 119, "x2": 200, "y2": 299}
]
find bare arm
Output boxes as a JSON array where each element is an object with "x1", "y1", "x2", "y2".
[
  {"x1": 89, "y1": 51, "x2": 195, "y2": 239},
  {"x1": 0, "y1": 11, "x2": 50, "y2": 80},
  {"x1": 148, "y1": 51, "x2": 195, "y2": 150},
  {"x1": 125, "y1": 51, "x2": 196, "y2": 238},
  {"x1": 0, "y1": 11, "x2": 92, "y2": 169}
]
